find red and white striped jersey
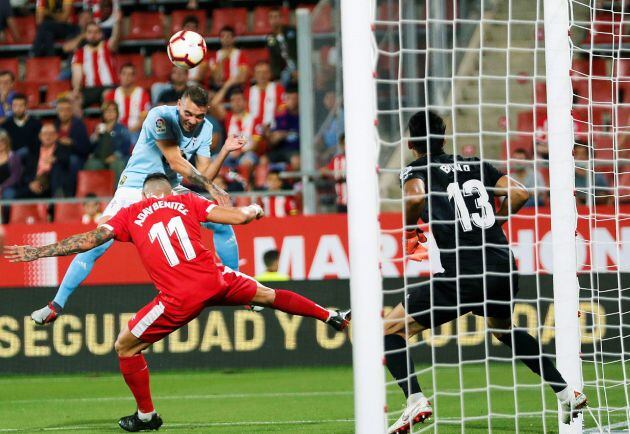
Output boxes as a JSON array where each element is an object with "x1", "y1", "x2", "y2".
[
  {"x1": 260, "y1": 195, "x2": 299, "y2": 218},
  {"x1": 104, "y1": 86, "x2": 151, "y2": 130},
  {"x1": 327, "y1": 153, "x2": 347, "y2": 206},
  {"x1": 246, "y1": 82, "x2": 284, "y2": 126},
  {"x1": 209, "y1": 49, "x2": 248, "y2": 82},
  {"x1": 225, "y1": 111, "x2": 262, "y2": 148},
  {"x1": 72, "y1": 41, "x2": 116, "y2": 87}
]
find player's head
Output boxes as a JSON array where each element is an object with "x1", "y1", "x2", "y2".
[
  {"x1": 219, "y1": 26, "x2": 235, "y2": 48},
  {"x1": 85, "y1": 22, "x2": 104, "y2": 46},
  {"x1": 407, "y1": 110, "x2": 446, "y2": 156},
  {"x1": 177, "y1": 85, "x2": 208, "y2": 132},
  {"x1": 142, "y1": 173, "x2": 173, "y2": 199},
  {"x1": 263, "y1": 249, "x2": 280, "y2": 272}
]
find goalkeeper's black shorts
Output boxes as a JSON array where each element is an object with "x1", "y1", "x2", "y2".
[{"x1": 404, "y1": 254, "x2": 519, "y2": 329}]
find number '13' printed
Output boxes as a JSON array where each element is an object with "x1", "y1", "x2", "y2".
[{"x1": 447, "y1": 179, "x2": 496, "y2": 232}]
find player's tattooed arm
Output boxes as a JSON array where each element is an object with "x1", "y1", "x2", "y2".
[
  {"x1": 188, "y1": 166, "x2": 232, "y2": 207},
  {"x1": 4, "y1": 227, "x2": 115, "y2": 262}
]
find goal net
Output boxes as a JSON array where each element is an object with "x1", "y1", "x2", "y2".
[{"x1": 343, "y1": 0, "x2": 629, "y2": 432}]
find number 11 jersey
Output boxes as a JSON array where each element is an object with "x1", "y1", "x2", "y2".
[
  {"x1": 102, "y1": 193, "x2": 222, "y2": 305},
  {"x1": 400, "y1": 153, "x2": 510, "y2": 273}
]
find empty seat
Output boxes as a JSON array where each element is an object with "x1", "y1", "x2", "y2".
[
  {"x1": 54, "y1": 203, "x2": 84, "y2": 223},
  {"x1": 10, "y1": 204, "x2": 47, "y2": 224},
  {"x1": 150, "y1": 52, "x2": 173, "y2": 82},
  {"x1": 3, "y1": 16, "x2": 36, "y2": 45},
  {"x1": 251, "y1": 7, "x2": 290, "y2": 35},
  {"x1": 44, "y1": 81, "x2": 72, "y2": 106},
  {"x1": 115, "y1": 53, "x2": 146, "y2": 78},
  {"x1": 25, "y1": 57, "x2": 61, "y2": 84},
  {"x1": 83, "y1": 117, "x2": 101, "y2": 135},
  {"x1": 242, "y1": 48, "x2": 269, "y2": 68},
  {"x1": 0, "y1": 58, "x2": 19, "y2": 78},
  {"x1": 128, "y1": 12, "x2": 164, "y2": 40},
  {"x1": 76, "y1": 170, "x2": 115, "y2": 198},
  {"x1": 171, "y1": 9, "x2": 207, "y2": 34},
  {"x1": 15, "y1": 81, "x2": 41, "y2": 108},
  {"x1": 210, "y1": 8, "x2": 249, "y2": 36}
]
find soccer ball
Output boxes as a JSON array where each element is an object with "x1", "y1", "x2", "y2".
[{"x1": 167, "y1": 31, "x2": 207, "y2": 69}]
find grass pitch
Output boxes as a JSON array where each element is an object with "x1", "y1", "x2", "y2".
[{"x1": 0, "y1": 363, "x2": 626, "y2": 433}]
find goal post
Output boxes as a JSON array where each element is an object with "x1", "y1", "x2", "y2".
[
  {"x1": 543, "y1": 0, "x2": 584, "y2": 432},
  {"x1": 340, "y1": 0, "x2": 387, "y2": 433}
]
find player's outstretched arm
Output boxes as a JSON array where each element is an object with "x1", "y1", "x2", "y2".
[
  {"x1": 4, "y1": 227, "x2": 115, "y2": 263},
  {"x1": 494, "y1": 175, "x2": 530, "y2": 225},
  {"x1": 196, "y1": 134, "x2": 247, "y2": 182},
  {"x1": 206, "y1": 204, "x2": 264, "y2": 225}
]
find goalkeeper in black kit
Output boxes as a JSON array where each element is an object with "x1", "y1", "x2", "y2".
[{"x1": 384, "y1": 111, "x2": 587, "y2": 433}]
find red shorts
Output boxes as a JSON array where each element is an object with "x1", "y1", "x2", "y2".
[{"x1": 128, "y1": 266, "x2": 258, "y2": 343}]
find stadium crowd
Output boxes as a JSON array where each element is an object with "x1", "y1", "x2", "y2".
[{"x1": 0, "y1": 0, "x2": 348, "y2": 223}]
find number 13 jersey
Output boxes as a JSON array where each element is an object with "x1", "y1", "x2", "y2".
[
  {"x1": 102, "y1": 193, "x2": 222, "y2": 305},
  {"x1": 400, "y1": 153, "x2": 510, "y2": 273}
]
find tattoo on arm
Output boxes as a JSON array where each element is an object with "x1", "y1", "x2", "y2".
[
  {"x1": 188, "y1": 166, "x2": 213, "y2": 189},
  {"x1": 34, "y1": 227, "x2": 115, "y2": 259}
]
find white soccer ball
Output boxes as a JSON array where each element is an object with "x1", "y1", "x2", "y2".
[{"x1": 167, "y1": 30, "x2": 207, "y2": 70}]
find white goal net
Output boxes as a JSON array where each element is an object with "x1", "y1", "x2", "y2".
[{"x1": 344, "y1": 0, "x2": 630, "y2": 432}]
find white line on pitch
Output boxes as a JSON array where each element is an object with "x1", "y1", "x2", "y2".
[
  {"x1": 2, "y1": 390, "x2": 353, "y2": 405},
  {"x1": 0, "y1": 418, "x2": 356, "y2": 432}
]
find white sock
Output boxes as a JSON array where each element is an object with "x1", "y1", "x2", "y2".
[
  {"x1": 556, "y1": 386, "x2": 572, "y2": 402},
  {"x1": 325, "y1": 309, "x2": 335, "y2": 322},
  {"x1": 407, "y1": 392, "x2": 425, "y2": 404},
  {"x1": 137, "y1": 409, "x2": 156, "y2": 422}
]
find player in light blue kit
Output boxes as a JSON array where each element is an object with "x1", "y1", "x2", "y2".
[{"x1": 31, "y1": 85, "x2": 247, "y2": 324}]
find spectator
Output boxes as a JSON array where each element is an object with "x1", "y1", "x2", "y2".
[
  {"x1": 248, "y1": 61, "x2": 284, "y2": 127},
  {"x1": 71, "y1": 16, "x2": 121, "y2": 108},
  {"x1": 0, "y1": 70, "x2": 15, "y2": 122},
  {"x1": 32, "y1": 0, "x2": 78, "y2": 56},
  {"x1": 84, "y1": 100, "x2": 131, "y2": 184},
  {"x1": 267, "y1": 86, "x2": 299, "y2": 163},
  {"x1": 210, "y1": 82, "x2": 262, "y2": 174},
  {"x1": 0, "y1": 129, "x2": 23, "y2": 202},
  {"x1": 509, "y1": 148, "x2": 547, "y2": 207},
  {"x1": 84, "y1": 0, "x2": 119, "y2": 37},
  {"x1": 259, "y1": 170, "x2": 299, "y2": 217},
  {"x1": 81, "y1": 192, "x2": 102, "y2": 224},
  {"x1": 55, "y1": 97, "x2": 92, "y2": 162},
  {"x1": 207, "y1": 26, "x2": 249, "y2": 89},
  {"x1": 104, "y1": 63, "x2": 151, "y2": 143},
  {"x1": 255, "y1": 249, "x2": 290, "y2": 282},
  {"x1": 317, "y1": 91, "x2": 344, "y2": 162},
  {"x1": 266, "y1": 7, "x2": 297, "y2": 86},
  {"x1": 574, "y1": 142, "x2": 610, "y2": 206},
  {"x1": 156, "y1": 67, "x2": 188, "y2": 105},
  {"x1": 320, "y1": 134, "x2": 347, "y2": 213},
  {"x1": 2, "y1": 94, "x2": 42, "y2": 162},
  {"x1": 0, "y1": 0, "x2": 19, "y2": 43}
]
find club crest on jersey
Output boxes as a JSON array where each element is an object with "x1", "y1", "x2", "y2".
[
  {"x1": 440, "y1": 163, "x2": 470, "y2": 174},
  {"x1": 155, "y1": 118, "x2": 166, "y2": 133}
]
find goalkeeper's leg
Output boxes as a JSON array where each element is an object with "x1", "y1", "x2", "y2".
[
  {"x1": 202, "y1": 221, "x2": 239, "y2": 270},
  {"x1": 31, "y1": 240, "x2": 114, "y2": 324}
]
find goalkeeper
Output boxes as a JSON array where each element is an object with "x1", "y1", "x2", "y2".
[{"x1": 385, "y1": 111, "x2": 587, "y2": 433}]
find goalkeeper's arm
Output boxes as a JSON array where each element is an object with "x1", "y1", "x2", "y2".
[
  {"x1": 403, "y1": 178, "x2": 428, "y2": 261},
  {"x1": 494, "y1": 175, "x2": 530, "y2": 225}
]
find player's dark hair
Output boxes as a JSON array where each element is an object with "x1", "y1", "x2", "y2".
[
  {"x1": 407, "y1": 110, "x2": 446, "y2": 156},
  {"x1": 220, "y1": 25, "x2": 235, "y2": 35},
  {"x1": 263, "y1": 249, "x2": 280, "y2": 267},
  {"x1": 143, "y1": 173, "x2": 170, "y2": 188},
  {"x1": 182, "y1": 85, "x2": 209, "y2": 107}
]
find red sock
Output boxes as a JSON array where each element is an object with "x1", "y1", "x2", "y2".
[
  {"x1": 271, "y1": 289, "x2": 330, "y2": 322},
  {"x1": 118, "y1": 354, "x2": 154, "y2": 414}
]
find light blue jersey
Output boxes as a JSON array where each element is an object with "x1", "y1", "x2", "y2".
[{"x1": 118, "y1": 105, "x2": 213, "y2": 190}]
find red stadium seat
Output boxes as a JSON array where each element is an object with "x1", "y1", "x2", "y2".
[
  {"x1": 150, "y1": 52, "x2": 173, "y2": 82},
  {"x1": 0, "y1": 58, "x2": 19, "y2": 78},
  {"x1": 15, "y1": 81, "x2": 41, "y2": 108},
  {"x1": 619, "y1": 169, "x2": 630, "y2": 203},
  {"x1": 83, "y1": 117, "x2": 101, "y2": 135},
  {"x1": 251, "y1": 7, "x2": 290, "y2": 35},
  {"x1": 76, "y1": 170, "x2": 115, "y2": 198},
  {"x1": 115, "y1": 53, "x2": 146, "y2": 78},
  {"x1": 10, "y1": 204, "x2": 47, "y2": 224},
  {"x1": 44, "y1": 81, "x2": 72, "y2": 106},
  {"x1": 128, "y1": 12, "x2": 164, "y2": 40},
  {"x1": 242, "y1": 48, "x2": 269, "y2": 68},
  {"x1": 136, "y1": 76, "x2": 157, "y2": 93},
  {"x1": 583, "y1": 11, "x2": 629, "y2": 46},
  {"x1": 25, "y1": 57, "x2": 61, "y2": 84},
  {"x1": 171, "y1": 10, "x2": 207, "y2": 34},
  {"x1": 210, "y1": 8, "x2": 248, "y2": 36},
  {"x1": 312, "y1": 3, "x2": 333, "y2": 33},
  {"x1": 54, "y1": 203, "x2": 85, "y2": 223},
  {"x1": 3, "y1": 16, "x2": 36, "y2": 45}
]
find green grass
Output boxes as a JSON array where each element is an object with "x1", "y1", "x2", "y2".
[{"x1": 0, "y1": 363, "x2": 627, "y2": 433}]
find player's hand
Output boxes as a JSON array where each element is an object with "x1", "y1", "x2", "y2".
[
  {"x1": 405, "y1": 228, "x2": 428, "y2": 261},
  {"x1": 4, "y1": 245, "x2": 40, "y2": 262},
  {"x1": 222, "y1": 134, "x2": 247, "y2": 154},
  {"x1": 208, "y1": 182, "x2": 232, "y2": 207},
  {"x1": 249, "y1": 204, "x2": 264, "y2": 219}
]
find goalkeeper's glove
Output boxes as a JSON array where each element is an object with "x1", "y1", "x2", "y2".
[
  {"x1": 31, "y1": 301, "x2": 62, "y2": 325},
  {"x1": 405, "y1": 228, "x2": 429, "y2": 261}
]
